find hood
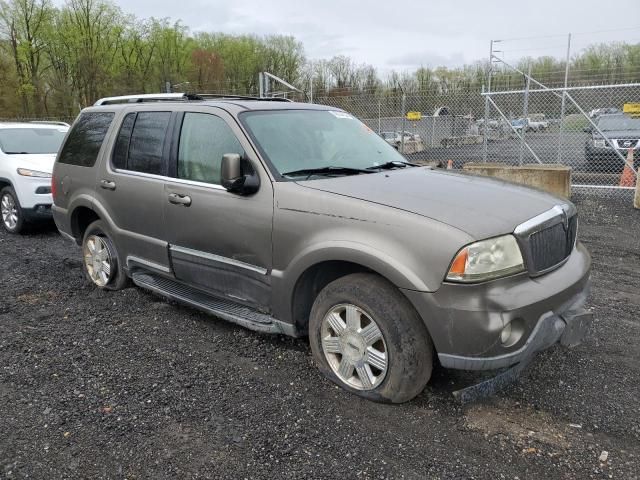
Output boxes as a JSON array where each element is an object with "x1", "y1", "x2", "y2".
[
  {"x1": 8, "y1": 153, "x2": 56, "y2": 174},
  {"x1": 594, "y1": 129, "x2": 640, "y2": 139},
  {"x1": 297, "y1": 167, "x2": 563, "y2": 239}
]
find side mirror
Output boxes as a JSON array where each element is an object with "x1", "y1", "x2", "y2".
[{"x1": 221, "y1": 153, "x2": 259, "y2": 195}]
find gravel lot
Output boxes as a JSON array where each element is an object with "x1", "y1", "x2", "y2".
[{"x1": 1, "y1": 193, "x2": 639, "y2": 479}]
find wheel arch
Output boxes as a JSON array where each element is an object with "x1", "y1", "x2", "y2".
[
  {"x1": 282, "y1": 244, "x2": 433, "y2": 335},
  {"x1": 70, "y1": 205, "x2": 101, "y2": 244},
  {"x1": 0, "y1": 177, "x2": 13, "y2": 190}
]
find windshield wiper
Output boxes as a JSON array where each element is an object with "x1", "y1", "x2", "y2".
[
  {"x1": 282, "y1": 166, "x2": 374, "y2": 179},
  {"x1": 366, "y1": 161, "x2": 418, "y2": 170},
  {"x1": 4, "y1": 151, "x2": 30, "y2": 154}
]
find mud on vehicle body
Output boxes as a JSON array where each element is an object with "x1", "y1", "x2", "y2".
[{"x1": 53, "y1": 93, "x2": 592, "y2": 403}]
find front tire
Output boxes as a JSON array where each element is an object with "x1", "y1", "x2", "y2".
[
  {"x1": 82, "y1": 220, "x2": 130, "y2": 290},
  {"x1": 1, "y1": 187, "x2": 24, "y2": 234},
  {"x1": 309, "y1": 273, "x2": 433, "y2": 403}
]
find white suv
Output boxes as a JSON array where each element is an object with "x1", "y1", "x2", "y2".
[{"x1": 0, "y1": 122, "x2": 69, "y2": 233}]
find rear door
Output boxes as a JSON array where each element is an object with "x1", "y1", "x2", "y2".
[
  {"x1": 163, "y1": 107, "x2": 274, "y2": 311},
  {"x1": 94, "y1": 108, "x2": 175, "y2": 273}
]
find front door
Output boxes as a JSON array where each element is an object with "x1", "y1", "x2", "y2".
[{"x1": 163, "y1": 108, "x2": 274, "y2": 311}]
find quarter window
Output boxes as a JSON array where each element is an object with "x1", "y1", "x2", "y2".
[
  {"x1": 178, "y1": 113, "x2": 244, "y2": 184},
  {"x1": 112, "y1": 113, "x2": 135, "y2": 170},
  {"x1": 58, "y1": 112, "x2": 114, "y2": 167}
]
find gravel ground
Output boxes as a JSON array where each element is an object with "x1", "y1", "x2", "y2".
[{"x1": 1, "y1": 193, "x2": 639, "y2": 479}]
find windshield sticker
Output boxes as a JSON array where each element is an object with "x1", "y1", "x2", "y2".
[{"x1": 329, "y1": 111, "x2": 354, "y2": 119}]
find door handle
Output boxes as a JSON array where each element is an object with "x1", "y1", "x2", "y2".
[
  {"x1": 168, "y1": 193, "x2": 192, "y2": 206},
  {"x1": 100, "y1": 179, "x2": 116, "y2": 190}
]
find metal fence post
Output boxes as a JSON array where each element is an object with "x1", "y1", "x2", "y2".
[
  {"x1": 401, "y1": 93, "x2": 406, "y2": 154},
  {"x1": 431, "y1": 116, "x2": 436, "y2": 147},
  {"x1": 482, "y1": 40, "x2": 494, "y2": 162},
  {"x1": 556, "y1": 33, "x2": 571, "y2": 163},
  {"x1": 519, "y1": 63, "x2": 532, "y2": 166}
]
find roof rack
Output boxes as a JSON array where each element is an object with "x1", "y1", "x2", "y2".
[
  {"x1": 193, "y1": 93, "x2": 292, "y2": 102},
  {"x1": 94, "y1": 93, "x2": 187, "y2": 105},
  {"x1": 94, "y1": 92, "x2": 292, "y2": 106},
  {"x1": 29, "y1": 120, "x2": 70, "y2": 127}
]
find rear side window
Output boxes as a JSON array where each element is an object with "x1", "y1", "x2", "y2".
[
  {"x1": 112, "y1": 111, "x2": 171, "y2": 175},
  {"x1": 58, "y1": 112, "x2": 114, "y2": 167}
]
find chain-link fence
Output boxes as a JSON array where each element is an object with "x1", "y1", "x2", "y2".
[
  {"x1": 313, "y1": 83, "x2": 640, "y2": 196},
  {"x1": 1, "y1": 84, "x2": 638, "y2": 198}
]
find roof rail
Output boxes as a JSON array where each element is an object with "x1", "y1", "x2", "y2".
[
  {"x1": 94, "y1": 92, "x2": 293, "y2": 106},
  {"x1": 193, "y1": 93, "x2": 292, "y2": 102},
  {"x1": 94, "y1": 93, "x2": 187, "y2": 106},
  {"x1": 29, "y1": 120, "x2": 70, "y2": 127}
]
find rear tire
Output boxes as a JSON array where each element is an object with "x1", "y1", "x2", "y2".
[
  {"x1": 1, "y1": 187, "x2": 25, "y2": 234},
  {"x1": 81, "y1": 220, "x2": 130, "y2": 291},
  {"x1": 309, "y1": 273, "x2": 433, "y2": 403}
]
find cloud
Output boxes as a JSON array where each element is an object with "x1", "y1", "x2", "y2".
[{"x1": 386, "y1": 51, "x2": 468, "y2": 69}]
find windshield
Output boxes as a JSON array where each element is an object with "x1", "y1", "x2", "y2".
[
  {"x1": 0, "y1": 128, "x2": 67, "y2": 154},
  {"x1": 241, "y1": 110, "x2": 407, "y2": 178},
  {"x1": 596, "y1": 115, "x2": 640, "y2": 132}
]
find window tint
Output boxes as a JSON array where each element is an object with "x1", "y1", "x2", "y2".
[
  {"x1": 112, "y1": 113, "x2": 135, "y2": 170},
  {"x1": 178, "y1": 113, "x2": 244, "y2": 184},
  {"x1": 126, "y1": 112, "x2": 171, "y2": 175},
  {"x1": 58, "y1": 112, "x2": 114, "y2": 167}
]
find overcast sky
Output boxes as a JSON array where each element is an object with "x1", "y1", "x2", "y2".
[{"x1": 106, "y1": 0, "x2": 640, "y2": 72}]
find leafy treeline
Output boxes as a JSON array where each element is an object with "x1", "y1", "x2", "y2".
[{"x1": 0, "y1": 0, "x2": 639, "y2": 118}]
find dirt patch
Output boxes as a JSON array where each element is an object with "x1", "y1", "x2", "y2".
[{"x1": 465, "y1": 399, "x2": 571, "y2": 450}]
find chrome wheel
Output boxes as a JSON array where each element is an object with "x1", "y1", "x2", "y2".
[
  {"x1": 1, "y1": 193, "x2": 18, "y2": 230},
  {"x1": 83, "y1": 235, "x2": 113, "y2": 287},
  {"x1": 321, "y1": 303, "x2": 388, "y2": 391}
]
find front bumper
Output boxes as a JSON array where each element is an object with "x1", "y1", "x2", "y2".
[
  {"x1": 23, "y1": 204, "x2": 53, "y2": 222},
  {"x1": 437, "y1": 286, "x2": 591, "y2": 371},
  {"x1": 402, "y1": 241, "x2": 591, "y2": 367},
  {"x1": 586, "y1": 146, "x2": 640, "y2": 172}
]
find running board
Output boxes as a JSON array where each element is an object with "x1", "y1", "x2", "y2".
[{"x1": 131, "y1": 271, "x2": 296, "y2": 336}]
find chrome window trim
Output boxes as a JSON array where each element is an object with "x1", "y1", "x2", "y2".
[
  {"x1": 108, "y1": 166, "x2": 227, "y2": 191},
  {"x1": 166, "y1": 176, "x2": 226, "y2": 190},
  {"x1": 169, "y1": 245, "x2": 268, "y2": 276}
]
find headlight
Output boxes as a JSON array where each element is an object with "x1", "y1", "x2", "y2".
[
  {"x1": 593, "y1": 139, "x2": 606, "y2": 148},
  {"x1": 17, "y1": 168, "x2": 51, "y2": 178},
  {"x1": 446, "y1": 235, "x2": 525, "y2": 283}
]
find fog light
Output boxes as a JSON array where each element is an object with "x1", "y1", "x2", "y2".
[{"x1": 500, "y1": 323, "x2": 512, "y2": 344}]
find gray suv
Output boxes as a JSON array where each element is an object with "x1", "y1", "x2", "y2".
[{"x1": 53, "y1": 93, "x2": 592, "y2": 403}]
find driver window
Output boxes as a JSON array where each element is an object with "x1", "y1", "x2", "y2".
[{"x1": 178, "y1": 113, "x2": 245, "y2": 184}]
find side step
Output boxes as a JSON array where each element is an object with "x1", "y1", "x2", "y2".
[{"x1": 131, "y1": 271, "x2": 296, "y2": 336}]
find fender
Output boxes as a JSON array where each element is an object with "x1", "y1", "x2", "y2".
[{"x1": 270, "y1": 239, "x2": 435, "y2": 326}]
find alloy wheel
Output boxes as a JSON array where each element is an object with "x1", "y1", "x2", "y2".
[
  {"x1": 83, "y1": 235, "x2": 113, "y2": 287},
  {"x1": 1, "y1": 193, "x2": 18, "y2": 230},
  {"x1": 320, "y1": 303, "x2": 388, "y2": 390}
]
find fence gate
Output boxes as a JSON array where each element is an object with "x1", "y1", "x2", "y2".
[{"x1": 482, "y1": 80, "x2": 640, "y2": 196}]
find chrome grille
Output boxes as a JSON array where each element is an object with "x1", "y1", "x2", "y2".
[
  {"x1": 514, "y1": 205, "x2": 578, "y2": 276},
  {"x1": 615, "y1": 139, "x2": 638, "y2": 149},
  {"x1": 528, "y1": 214, "x2": 577, "y2": 272}
]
